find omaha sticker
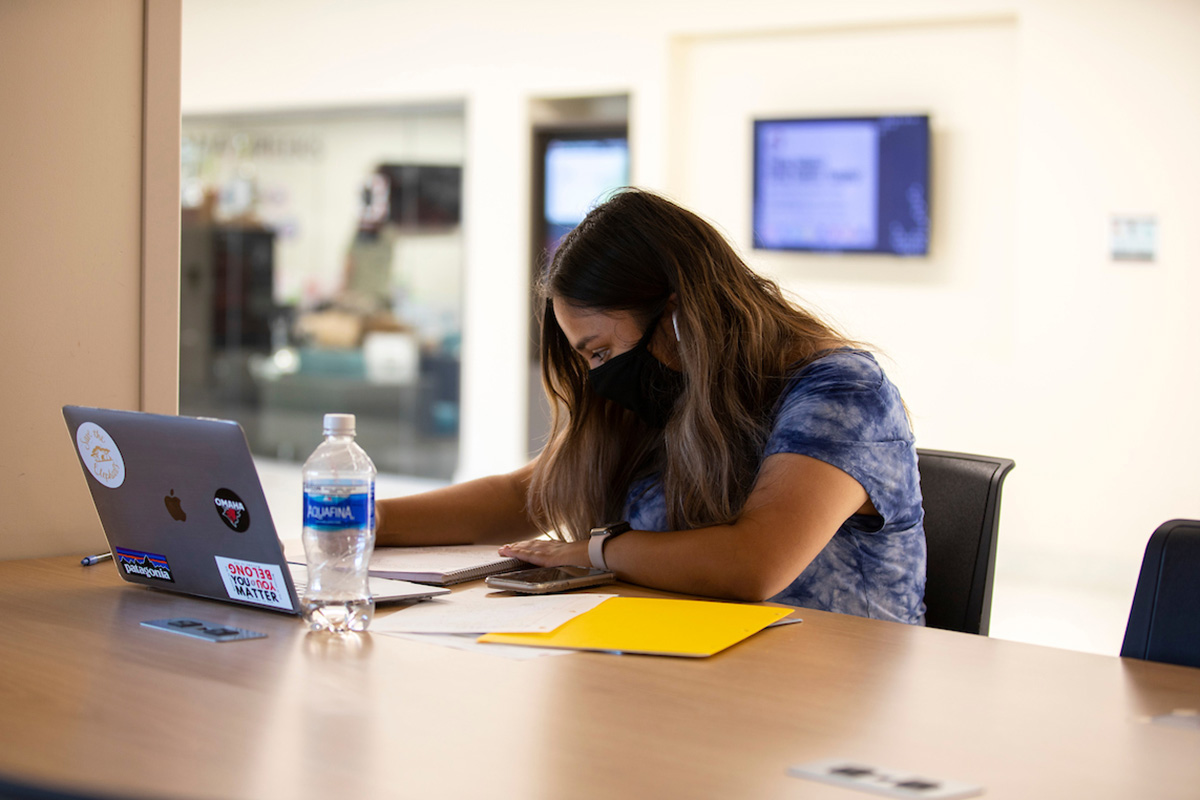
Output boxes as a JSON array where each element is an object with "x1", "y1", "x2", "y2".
[
  {"x1": 213, "y1": 488, "x2": 251, "y2": 532},
  {"x1": 114, "y1": 547, "x2": 174, "y2": 582},
  {"x1": 75, "y1": 422, "x2": 125, "y2": 488},
  {"x1": 214, "y1": 556, "x2": 293, "y2": 611}
]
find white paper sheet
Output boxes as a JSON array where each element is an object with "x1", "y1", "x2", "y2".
[
  {"x1": 389, "y1": 632, "x2": 576, "y2": 660},
  {"x1": 370, "y1": 585, "x2": 615, "y2": 634}
]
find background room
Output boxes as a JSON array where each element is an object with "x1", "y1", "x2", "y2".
[{"x1": 171, "y1": 0, "x2": 1200, "y2": 656}]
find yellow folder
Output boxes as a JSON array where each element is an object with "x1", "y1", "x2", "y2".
[{"x1": 478, "y1": 596, "x2": 794, "y2": 657}]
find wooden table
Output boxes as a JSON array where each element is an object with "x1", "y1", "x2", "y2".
[{"x1": 1, "y1": 556, "x2": 1198, "y2": 799}]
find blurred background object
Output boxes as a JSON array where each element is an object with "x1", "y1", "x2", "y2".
[{"x1": 179, "y1": 109, "x2": 464, "y2": 479}]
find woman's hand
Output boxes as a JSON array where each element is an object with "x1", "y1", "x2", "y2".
[{"x1": 498, "y1": 539, "x2": 590, "y2": 568}]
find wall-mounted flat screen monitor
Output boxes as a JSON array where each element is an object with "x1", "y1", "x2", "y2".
[
  {"x1": 753, "y1": 115, "x2": 930, "y2": 255},
  {"x1": 377, "y1": 163, "x2": 462, "y2": 228},
  {"x1": 542, "y1": 136, "x2": 629, "y2": 257}
]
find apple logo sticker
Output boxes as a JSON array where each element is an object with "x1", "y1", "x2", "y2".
[
  {"x1": 164, "y1": 489, "x2": 187, "y2": 521},
  {"x1": 75, "y1": 422, "x2": 125, "y2": 489},
  {"x1": 213, "y1": 488, "x2": 250, "y2": 532}
]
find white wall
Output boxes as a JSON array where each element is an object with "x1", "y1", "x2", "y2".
[
  {"x1": 672, "y1": 5, "x2": 1200, "y2": 648},
  {"x1": 180, "y1": 0, "x2": 1200, "y2": 653},
  {"x1": 995, "y1": 0, "x2": 1200, "y2": 647}
]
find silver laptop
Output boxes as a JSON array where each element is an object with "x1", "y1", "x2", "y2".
[{"x1": 62, "y1": 405, "x2": 448, "y2": 614}]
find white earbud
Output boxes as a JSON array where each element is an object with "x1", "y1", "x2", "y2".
[{"x1": 672, "y1": 310, "x2": 680, "y2": 342}]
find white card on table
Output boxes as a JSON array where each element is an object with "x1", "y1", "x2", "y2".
[{"x1": 787, "y1": 759, "x2": 983, "y2": 799}]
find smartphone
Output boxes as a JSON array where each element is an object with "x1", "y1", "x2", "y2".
[{"x1": 485, "y1": 565, "x2": 615, "y2": 594}]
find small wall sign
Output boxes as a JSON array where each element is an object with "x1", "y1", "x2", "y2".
[{"x1": 1110, "y1": 215, "x2": 1157, "y2": 262}]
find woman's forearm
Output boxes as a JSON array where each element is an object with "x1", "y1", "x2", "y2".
[{"x1": 375, "y1": 463, "x2": 539, "y2": 546}]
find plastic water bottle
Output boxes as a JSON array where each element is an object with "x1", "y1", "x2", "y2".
[{"x1": 301, "y1": 413, "x2": 376, "y2": 633}]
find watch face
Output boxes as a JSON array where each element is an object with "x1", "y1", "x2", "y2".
[{"x1": 591, "y1": 522, "x2": 630, "y2": 537}]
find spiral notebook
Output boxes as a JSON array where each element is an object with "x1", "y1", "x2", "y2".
[{"x1": 367, "y1": 545, "x2": 528, "y2": 585}]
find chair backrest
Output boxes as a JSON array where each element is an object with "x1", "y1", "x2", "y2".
[
  {"x1": 917, "y1": 449, "x2": 1015, "y2": 635},
  {"x1": 1121, "y1": 519, "x2": 1200, "y2": 668}
]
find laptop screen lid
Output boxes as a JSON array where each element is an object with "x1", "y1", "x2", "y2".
[{"x1": 63, "y1": 405, "x2": 445, "y2": 614}]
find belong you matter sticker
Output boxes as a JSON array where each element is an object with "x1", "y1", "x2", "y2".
[{"x1": 214, "y1": 556, "x2": 293, "y2": 611}]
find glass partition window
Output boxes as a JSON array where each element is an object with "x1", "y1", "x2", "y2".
[{"x1": 179, "y1": 107, "x2": 465, "y2": 480}]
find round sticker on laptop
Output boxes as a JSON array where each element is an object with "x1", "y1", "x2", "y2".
[
  {"x1": 213, "y1": 488, "x2": 251, "y2": 532},
  {"x1": 75, "y1": 422, "x2": 125, "y2": 489}
]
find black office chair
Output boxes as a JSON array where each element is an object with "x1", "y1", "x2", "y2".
[
  {"x1": 1120, "y1": 519, "x2": 1200, "y2": 669},
  {"x1": 917, "y1": 448, "x2": 1015, "y2": 635}
]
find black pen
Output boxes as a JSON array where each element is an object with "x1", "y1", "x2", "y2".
[{"x1": 81, "y1": 552, "x2": 113, "y2": 566}]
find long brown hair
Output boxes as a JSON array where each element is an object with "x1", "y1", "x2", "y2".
[{"x1": 528, "y1": 189, "x2": 854, "y2": 540}]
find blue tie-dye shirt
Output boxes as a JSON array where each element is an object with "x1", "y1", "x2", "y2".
[{"x1": 623, "y1": 349, "x2": 926, "y2": 625}]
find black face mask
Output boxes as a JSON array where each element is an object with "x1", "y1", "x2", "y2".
[{"x1": 588, "y1": 315, "x2": 683, "y2": 428}]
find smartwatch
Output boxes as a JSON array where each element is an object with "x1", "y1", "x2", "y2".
[{"x1": 588, "y1": 521, "x2": 631, "y2": 572}]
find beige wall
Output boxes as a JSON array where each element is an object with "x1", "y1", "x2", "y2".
[{"x1": 0, "y1": 0, "x2": 180, "y2": 560}]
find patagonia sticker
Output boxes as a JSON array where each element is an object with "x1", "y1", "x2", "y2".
[
  {"x1": 214, "y1": 556, "x2": 293, "y2": 611},
  {"x1": 213, "y1": 488, "x2": 250, "y2": 532},
  {"x1": 115, "y1": 547, "x2": 174, "y2": 582},
  {"x1": 76, "y1": 422, "x2": 125, "y2": 488}
]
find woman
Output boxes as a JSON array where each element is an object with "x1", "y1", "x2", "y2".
[{"x1": 377, "y1": 189, "x2": 926, "y2": 623}]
